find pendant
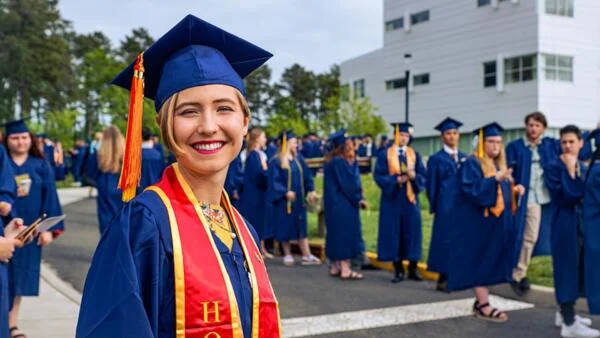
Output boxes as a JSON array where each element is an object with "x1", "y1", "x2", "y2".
[{"x1": 231, "y1": 233, "x2": 237, "y2": 239}]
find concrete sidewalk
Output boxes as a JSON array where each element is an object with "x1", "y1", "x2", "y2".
[{"x1": 20, "y1": 187, "x2": 91, "y2": 338}]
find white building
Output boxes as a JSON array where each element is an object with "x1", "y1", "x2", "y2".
[{"x1": 340, "y1": 0, "x2": 600, "y2": 154}]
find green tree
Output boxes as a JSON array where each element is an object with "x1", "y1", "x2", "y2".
[
  {"x1": 343, "y1": 96, "x2": 387, "y2": 137},
  {"x1": 276, "y1": 64, "x2": 318, "y2": 127},
  {"x1": 244, "y1": 65, "x2": 272, "y2": 125},
  {"x1": 264, "y1": 97, "x2": 308, "y2": 137},
  {"x1": 44, "y1": 109, "x2": 78, "y2": 150},
  {"x1": 118, "y1": 27, "x2": 154, "y2": 63}
]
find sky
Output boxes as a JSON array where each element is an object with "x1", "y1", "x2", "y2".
[{"x1": 58, "y1": 0, "x2": 383, "y2": 81}]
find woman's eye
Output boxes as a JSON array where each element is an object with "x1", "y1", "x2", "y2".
[
  {"x1": 217, "y1": 105, "x2": 234, "y2": 112},
  {"x1": 178, "y1": 110, "x2": 198, "y2": 116}
]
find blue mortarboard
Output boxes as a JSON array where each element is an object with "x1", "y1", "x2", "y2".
[
  {"x1": 473, "y1": 122, "x2": 504, "y2": 138},
  {"x1": 328, "y1": 129, "x2": 348, "y2": 148},
  {"x1": 434, "y1": 117, "x2": 463, "y2": 133},
  {"x1": 390, "y1": 122, "x2": 414, "y2": 134},
  {"x1": 4, "y1": 120, "x2": 29, "y2": 137},
  {"x1": 278, "y1": 129, "x2": 296, "y2": 141},
  {"x1": 111, "y1": 14, "x2": 273, "y2": 112},
  {"x1": 37, "y1": 133, "x2": 48, "y2": 139}
]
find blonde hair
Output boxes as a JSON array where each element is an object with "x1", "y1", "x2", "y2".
[
  {"x1": 157, "y1": 89, "x2": 251, "y2": 157},
  {"x1": 98, "y1": 125, "x2": 125, "y2": 174},
  {"x1": 247, "y1": 127, "x2": 265, "y2": 151}
]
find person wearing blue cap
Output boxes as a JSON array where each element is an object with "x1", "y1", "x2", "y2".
[
  {"x1": 139, "y1": 127, "x2": 166, "y2": 192},
  {"x1": 267, "y1": 129, "x2": 320, "y2": 267},
  {"x1": 151, "y1": 133, "x2": 166, "y2": 164},
  {"x1": 239, "y1": 127, "x2": 273, "y2": 258},
  {"x1": 82, "y1": 125, "x2": 125, "y2": 234},
  {"x1": 358, "y1": 134, "x2": 375, "y2": 174},
  {"x1": 76, "y1": 15, "x2": 281, "y2": 338},
  {"x1": 225, "y1": 150, "x2": 244, "y2": 207},
  {"x1": 374, "y1": 122, "x2": 426, "y2": 283},
  {"x1": 323, "y1": 130, "x2": 367, "y2": 280},
  {"x1": 506, "y1": 112, "x2": 560, "y2": 296},
  {"x1": 545, "y1": 125, "x2": 600, "y2": 337},
  {"x1": 446, "y1": 122, "x2": 524, "y2": 323},
  {"x1": 3, "y1": 120, "x2": 65, "y2": 335},
  {"x1": 69, "y1": 139, "x2": 88, "y2": 184},
  {"x1": 425, "y1": 117, "x2": 467, "y2": 292}
]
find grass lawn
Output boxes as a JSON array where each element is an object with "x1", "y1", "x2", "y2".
[{"x1": 307, "y1": 174, "x2": 554, "y2": 287}]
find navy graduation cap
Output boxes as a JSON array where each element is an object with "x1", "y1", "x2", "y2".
[
  {"x1": 111, "y1": 14, "x2": 273, "y2": 202},
  {"x1": 473, "y1": 122, "x2": 504, "y2": 138},
  {"x1": 4, "y1": 119, "x2": 29, "y2": 137},
  {"x1": 328, "y1": 129, "x2": 348, "y2": 148},
  {"x1": 278, "y1": 129, "x2": 296, "y2": 142},
  {"x1": 390, "y1": 122, "x2": 414, "y2": 134},
  {"x1": 434, "y1": 117, "x2": 463, "y2": 133}
]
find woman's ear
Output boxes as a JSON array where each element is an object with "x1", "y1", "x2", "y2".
[{"x1": 243, "y1": 116, "x2": 250, "y2": 136}]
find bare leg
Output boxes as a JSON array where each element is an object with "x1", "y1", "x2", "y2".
[
  {"x1": 281, "y1": 242, "x2": 292, "y2": 257},
  {"x1": 474, "y1": 287, "x2": 508, "y2": 319},
  {"x1": 298, "y1": 238, "x2": 312, "y2": 257},
  {"x1": 9, "y1": 296, "x2": 21, "y2": 329}
]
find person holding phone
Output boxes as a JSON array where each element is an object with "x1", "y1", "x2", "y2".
[{"x1": 3, "y1": 120, "x2": 65, "y2": 337}]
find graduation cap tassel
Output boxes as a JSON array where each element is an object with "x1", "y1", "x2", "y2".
[
  {"x1": 118, "y1": 52, "x2": 145, "y2": 202},
  {"x1": 477, "y1": 128, "x2": 484, "y2": 159},
  {"x1": 394, "y1": 124, "x2": 400, "y2": 147}
]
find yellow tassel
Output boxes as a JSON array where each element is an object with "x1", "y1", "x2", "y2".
[
  {"x1": 280, "y1": 132, "x2": 289, "y2": 169},
  {"x1": 394, "y1": 124, "x2": 400, "y2": 147},
  {"x1": 118, "y1": 53, "x2": 145, "y2": 202},
  {"x1": 477, "y1": 128, "x2": 484, "y2": 159}
]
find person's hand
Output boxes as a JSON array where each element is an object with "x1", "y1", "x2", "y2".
[
  {"x1": 495, "y1": 169, "x2": 513, "y2": 182},
  {"x1": 0, "y1": 237, "x2": 19, "y2": 263},
  {"x1": 307, "y1": 191, "x2": 318, "y2": 204},
  {"x1": 0, "y1": 202, "x2": 11, "y2": 217},
  {"x1": 513, "y1": 184, "x2": 526, "y2": 197},
  {"x1": 562, "y1": 153, "x2": 578, "y2": 170},
  {"x1": 407, "y1": 169, "x2": 416, "y2": 180},
  {"x1": 16, "y1": 186, "x2": 27, "y2": 197},
  {"x1": 286, "y1": 191, "x2": 297, "y2": 202},
  {"x1": 359, "y1": 200, "x2": 369, "y2": 210},
  {"x1": 37, "y1": 232, "x2": 54, "y2": 247},
  {"x1": 396, "y1": 175, "x2": 407, "y2": 184}
]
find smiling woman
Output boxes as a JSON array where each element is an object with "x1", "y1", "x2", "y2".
[{"x1": 76, "y1": 14, "x2": 282, "y2": 338}]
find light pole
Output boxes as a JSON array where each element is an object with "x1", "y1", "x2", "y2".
[{"x1": 404, "y1": 53, "x2": 412, "y2": 123}]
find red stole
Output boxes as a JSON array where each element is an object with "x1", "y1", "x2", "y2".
[{"x1": 146, "y1": 164, "x2": 281, "y2": 338}]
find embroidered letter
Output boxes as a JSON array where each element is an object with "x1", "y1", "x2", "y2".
[
  {"x1": 204, "y1": 333, "x2": 221, "y2": 338},
  {"x1": 202, "y1": 301, "x2": 222, "y2": 324}
]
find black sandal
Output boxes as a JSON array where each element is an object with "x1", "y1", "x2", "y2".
[
  {"x1": 329, "y1": 265, "x2": 341, "y2": 277},
  {"x1": 10, "y1": 326, "x2": 26, "y2": 338},
  {"x1": 473, "y1": 301, "x2": 508, "y2": 323},
  {"x1": 340, "y1": 271, "x2": 364, "y2": 281}
]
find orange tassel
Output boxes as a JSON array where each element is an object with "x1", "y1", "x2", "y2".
[
  {"x1": 119, "y1": 53, "x2": 145, "y2": 202},
  {"x1": 394, "y1": 124, "x2": 400, "y2": 147}
]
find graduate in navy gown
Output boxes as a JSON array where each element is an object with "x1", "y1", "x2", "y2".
[
  {"x1": 265, "y1": 138, "x2": 278, "y2": 159},
  {"x1": 324, "y1": 130, "x2": 367, "y2": 280},
  {"x1": 70, "y1": 139, "x2": 88, "y2": 183},
  {"x1": 374, "y1": 122, "x2": 426, "y2": 283},
  {"x1": 83, "y1": 126, "x2": 125, "y2": 234},
  {"x1": 151, "y1": 133, "x2": 166, "y2": 164},
  {"x1": 3, "y1": 120, "x2": 65, "y2": 334},
  {"x1": 447, "y1": 122, "x2": 524, "y2": 323},
  {"x1": 76, "y1": 15, "x2": 281, "y2": 338},
  {"x1": 0, "y1": 143, "x2": 27, "y2": 338},
  {"x1": 426, "y1": 118, "x2": 467, "y2": 292},
  {"x1": 238, "y1": 127, "x2": 273, "y2": 257},
  {"x1": 225, "y1": 151, "x2": 244, "y2": 208},
  {"x1": 545, "y1": 125, "x2": 600, "y2": 337},
  {"x1": 53, "y1": 140, "x2": 66, "y2": 182},
  {"x1": 583, "y1": 129, "x2": 600, "y2": 317},
  {"x1": 505, "y1": 112, "x2": 559, "y2": 296},
  {"x1": 357, "y1": 134, "x2": 375, "y2": 174},
  {"x1": 580, "y1": 124, "x2": 600, "y2": 162},
  {"x1": 139, "y1": 127, "x2": 166, "y2": 193},
  {"x1": 267, "y1": 129, "x2": 321, "y2": 267}
]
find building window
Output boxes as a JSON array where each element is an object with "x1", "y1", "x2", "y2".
[
  {"x1": 385, "y1": 17, "x2": 404, "y2": 32},
  {"x1": 340, "y1": 83, "x2": 350, "y2": 101},
  {"x1": 410, "y1": 10, "x2": 430, "y2": 25},
  {"x1": 478, "y1": 0, "x2": 491, "y2": 6},
  {"x1": 413, "y1": 73, "x2": 430, "y2": 86},
  {"x1": 483, "y1": 61, "x2": 497, "y2": 87},
  {"x1": 504, "y1": 54, "x2": 537, "y2": 84},
  {"x1": 545, "y1": 0, "x2": 574, "y2": 17},
  {"x1": 542, "y1": 54, "x2": 573, "y2": 82},
  {"x1": 385, "y1": 73, "x2": 430, "y2": 90},
  {"x1": 353, "y1": 79, "x2": 365, "y2": 98}
]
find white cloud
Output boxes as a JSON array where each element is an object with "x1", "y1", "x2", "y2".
[{"x1": 59, "y1": 0, "x2": 382, "y2": 80}]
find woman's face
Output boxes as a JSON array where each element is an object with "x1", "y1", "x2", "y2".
[
  {"x1": 172, "y1": 84, "x2": 249, "y2": 176},
  {"x1": 7, "y1": 132, "x2": 31, "y2": 156},
  {"x1": 484, "y1": 136, "x2": 503, "y2": 158},
  {"x1": 258, "y1": 132, "x2": 267, "y2": 148},
  {"x1": 287, "y1": 137, "x2": 298, "y2": 154}
]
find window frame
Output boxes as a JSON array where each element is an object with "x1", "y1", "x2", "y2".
[
  {"x1": 353, "y1": 79, "x2": 366, "y2": 99},
  {"x1": 542, "y1": 53, "x2": 574, "y2": 82},
  {"x1": 504, "y1": 54, "x2": 537, "y2": 84},
  {"x1": 545, "y1": 0, "x2": 574, "y2": 17},
  {"x1": 483, "y1": 61, "x2": 497, "y2": 88}
]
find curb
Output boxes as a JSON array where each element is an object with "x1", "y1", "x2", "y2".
[{"x1": 41, "y1": 262, "x2": 82, "y2": 306}]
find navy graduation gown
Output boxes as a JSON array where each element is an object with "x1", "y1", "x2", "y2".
[
  {"x1": 9, "y1": 156, "x2": 64, "y2": 296},
  {"x1": 76, "y1": 190, "x2": 259, "y2": 338},
  {"x1": 324, "y1": 157, "x2": 363, "y2": 261},
  {"x1": 139, "y1": 148, "x2": 166, "y2": 193},
  {"x1": 506, "y1": 137, "x2": 559, "y2": 259},
  {"x1": 447, "y1": 157, "x2": 516, "y2": 291},
  {"x1": 373, "y1": 147, "x2": 426, "y2": 262},
  {"x1": 0, "y1": 146, "x2": 16, "y2": 338},
  {"x1": 71, "y1": 145, "x2": 87, "y2": 182},
  {"x1": 239, "y1": 150, "x2": 271, "y2": 240},
  {"x1": 225, "y1": 155, "x2": 244, "y2": 208},
  {"x1": 84, "y1": 155, "x2": 124, "y2": 234},
  {"x1": 426, "y1": 150, "x2": 466, "y2": 274},
  {"x1": 584, "y1": 160, "x2": 600, "y2": 314},
  {"x1": 265, "y1": 144, "x2": 278, "y2": 159},
  {"x1": 267, "y1": 155, "x2": 314, "y2": 242},
  {"x1": 545, "y1": 159, "x2": 587, "y2": 306},
  {"x1": 154, "y1": 142, "x2": 166, "y2": 164}
]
